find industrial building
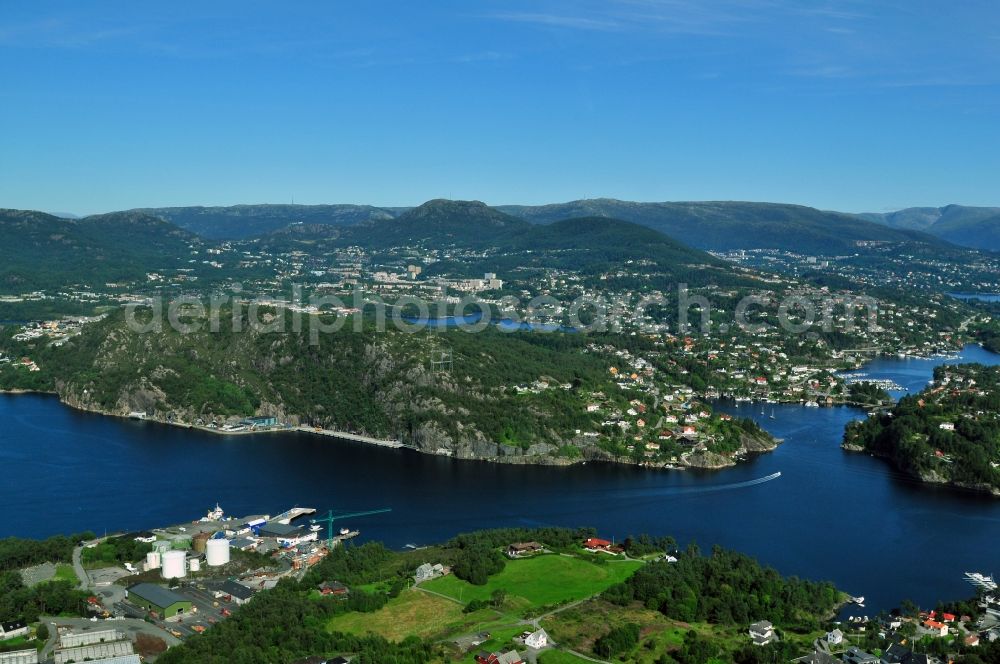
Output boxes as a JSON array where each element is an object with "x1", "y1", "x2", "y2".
[
  {"x1": 0, "y1": 650, "x2": 38, "y2": 664},
  {"x1": 213, "y1": 579, "x2": 256, "y2": 605},
  {"x1": 68, "y1": 657, "x2": 140, "y2": 664},
  {"x1": 126, "y1": 583, "x2": 192, "y2": 619},
  {"x1": 258, "y1": 522, "x2": 317, "y2": 547},
  {"x1": 54, "y1": 639, "x2": 134, "y2": 664},
  {"x1": 59, "y1": 629, "x2": 126, "y2": 648},
  {"x1": 241, "y1": 416, "x2": 277, "y2": 428}
]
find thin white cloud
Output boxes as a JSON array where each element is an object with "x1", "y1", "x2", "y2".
[
  {"x1": 486, "y1": 11, "x2": 623, "y2": 31},
  {"x1": 0, "y1": 17, "x2": 144, "y2": 48},
  {"x1": 789, "y1": 64, "x2": 856, "y2": 79},
  {"x1": 452, "y1": 50, "x2": 514, "y2": 63}
]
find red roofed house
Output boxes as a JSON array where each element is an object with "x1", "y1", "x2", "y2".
[
  {"x1": 923, "y1": 619, "x2": 948, "y2": 637},
  {"x1": 583, "y1": 538, "x2": 612, "y2": 551},
  {"x1": 475, "y1": 650, "x2": 524, "y2": 664}
]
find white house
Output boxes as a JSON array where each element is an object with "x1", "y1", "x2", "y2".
[
  {"x1": 826, "y1": 628, "x2": 843, "y2": 645},
  {"x1": 749, "y1": 620, "x2": 776, "y2": 646},
  {"x1": 0, "y1": 620, "x2": 29, "y2": 640},
  {"x1": 524, "y1": 628, "x2": 549, "y2": 649},
  {"x1": 939, "y1": 422, "x2": 955, "y2": 431},
  {"x1": 414, "y1": 562, "x2": 446, "y2": 583}
]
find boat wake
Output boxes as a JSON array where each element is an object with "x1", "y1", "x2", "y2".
[{"x1": 672, "y1": 471, "x2": 782, "y2": 495}]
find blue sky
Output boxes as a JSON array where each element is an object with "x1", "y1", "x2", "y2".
[{"x1": 1, "y1": 1, "x2": 999, "y2": 214}]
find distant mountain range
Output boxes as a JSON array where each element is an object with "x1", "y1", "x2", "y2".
[
  {"x1": 132, "y1": 199, "x2": 975, "y2": 254},
  {"x1": 0, "y1": 209, "x2": 196, "y2": 291},
  {"x1": 858, "y1": 204, "x2": 1000, "y2": 252},
  {"x1": 344, "y1": 199, "x2": 528, "y2": 248},
  {"x1": 498, "y1": 200, "x2": 953, "y2": 255},
  {"x1": 3, "y1": 198, "x2": 996, "y2": 295},
  {"x1": 134, "y1": 204, "x2": 396, "y2": 240},
  {"x1": 339, "y1": 199, "x2": 747, "y2": 288}
]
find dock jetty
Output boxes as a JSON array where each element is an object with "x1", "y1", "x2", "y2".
[{"x1": 299, "y1": 426, "x2": 404, "y2": 449}]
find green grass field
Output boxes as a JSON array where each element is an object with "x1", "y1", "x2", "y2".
[
  {"x1": 421, "y1": 554, "x2": 643, "y2": 609},
  {"x1": 538, "y1": 650, "x2": 595, "y2": 664},
  {"x1": 54, "y1": 563, "x2": 77, "y2": 584},
  {"x1": 326, "y1": 588, "x2": 495, "y2": 641}
]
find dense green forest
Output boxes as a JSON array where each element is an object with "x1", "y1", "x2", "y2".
[
  {"x1": 80, "y1": 535, "x2": 153, "y2": 567},
  {"x1": 0, "y1": 571, "x2": 90, "y2": 624},
  {"x1": 844, "y1": 364, "x2": 1000, "y2": 492},
  {"x1": 157, "y1": 580, "x2": 439, "y2": 664},
  {"x1": 0, "y1": 532, "x2": 93, "y2": 572},
  {"x1": 602, "y1": 542, "x2": 840, "y2": 629}
]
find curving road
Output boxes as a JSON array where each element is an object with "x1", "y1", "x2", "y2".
[{"x1": 71, "y1": 543, "x2": 91, "y2": 590}]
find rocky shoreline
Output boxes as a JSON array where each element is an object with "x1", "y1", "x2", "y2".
[
  {"x1": 4, "y1": 388, "x2": 780, "y2": 472},
  {"x1": 841, "y1": 443, "x2": 1000, "y2": 498}
]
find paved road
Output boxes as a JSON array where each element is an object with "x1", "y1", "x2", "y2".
[
  {"x1": 39, "y1": 620, "x2": 59, "y2": 661},
  {"x1": 71, "y1": 544, "x2": 90, "y2": 590}
]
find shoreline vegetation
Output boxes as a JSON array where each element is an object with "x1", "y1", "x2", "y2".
[{"x1": 843, "y1": 363, "x2": 1000, "y2": 497}]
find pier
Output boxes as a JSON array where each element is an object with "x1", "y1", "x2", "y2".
[
  {"x1": 273, "y1": 507, "x2": 316, "y2": 525},
  {"x1": 299, "y1": 426, "x2": 404, "y2": 449}
]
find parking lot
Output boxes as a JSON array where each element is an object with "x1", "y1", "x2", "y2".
[
  {"x1": 88, "y1": 566, "x2": 136, "y2": 586},
  {"x1": 121, "y1": 581, "x2": 243, "y2": 639}
]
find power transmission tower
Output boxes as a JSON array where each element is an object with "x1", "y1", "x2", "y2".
[{"x1": 430, "y1": 347, "x2": 453, "y2": 374}]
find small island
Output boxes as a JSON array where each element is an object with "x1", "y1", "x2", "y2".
[{"x1": 843, "y1": 363, "x2": 1000, "y2": 496}]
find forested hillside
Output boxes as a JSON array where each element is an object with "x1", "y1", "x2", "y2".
[
  {"x1": 138, "y1": 204, "x2": 398, "y2": 239},
  {"x1": 0, "y1": 306, "x2": 616, "y2": 459},
  {"x1": 844, "y1": 364, "x2": 1000, "y2": 494},
  {"x1": 0, "y1": 209, "x2": 197, "y2": 292}
]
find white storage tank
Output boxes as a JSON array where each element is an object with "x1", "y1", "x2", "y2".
[
  {"x1": 205, "y1": 538, "x2": 230, "y2": 567},
  {"x1": 161, "y1": 550, "x2": 187, "y2": 579},
  {"x1": 188, "y1": 558, "x2": 201, "y2": 573},
  {"x1": 145, "y1": 551, "x2": 161, "y2": 571}
]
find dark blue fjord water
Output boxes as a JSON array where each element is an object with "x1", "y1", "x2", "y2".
[{"x1": 2, "y1": 345, "x2": 1000, "y2": 614}]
